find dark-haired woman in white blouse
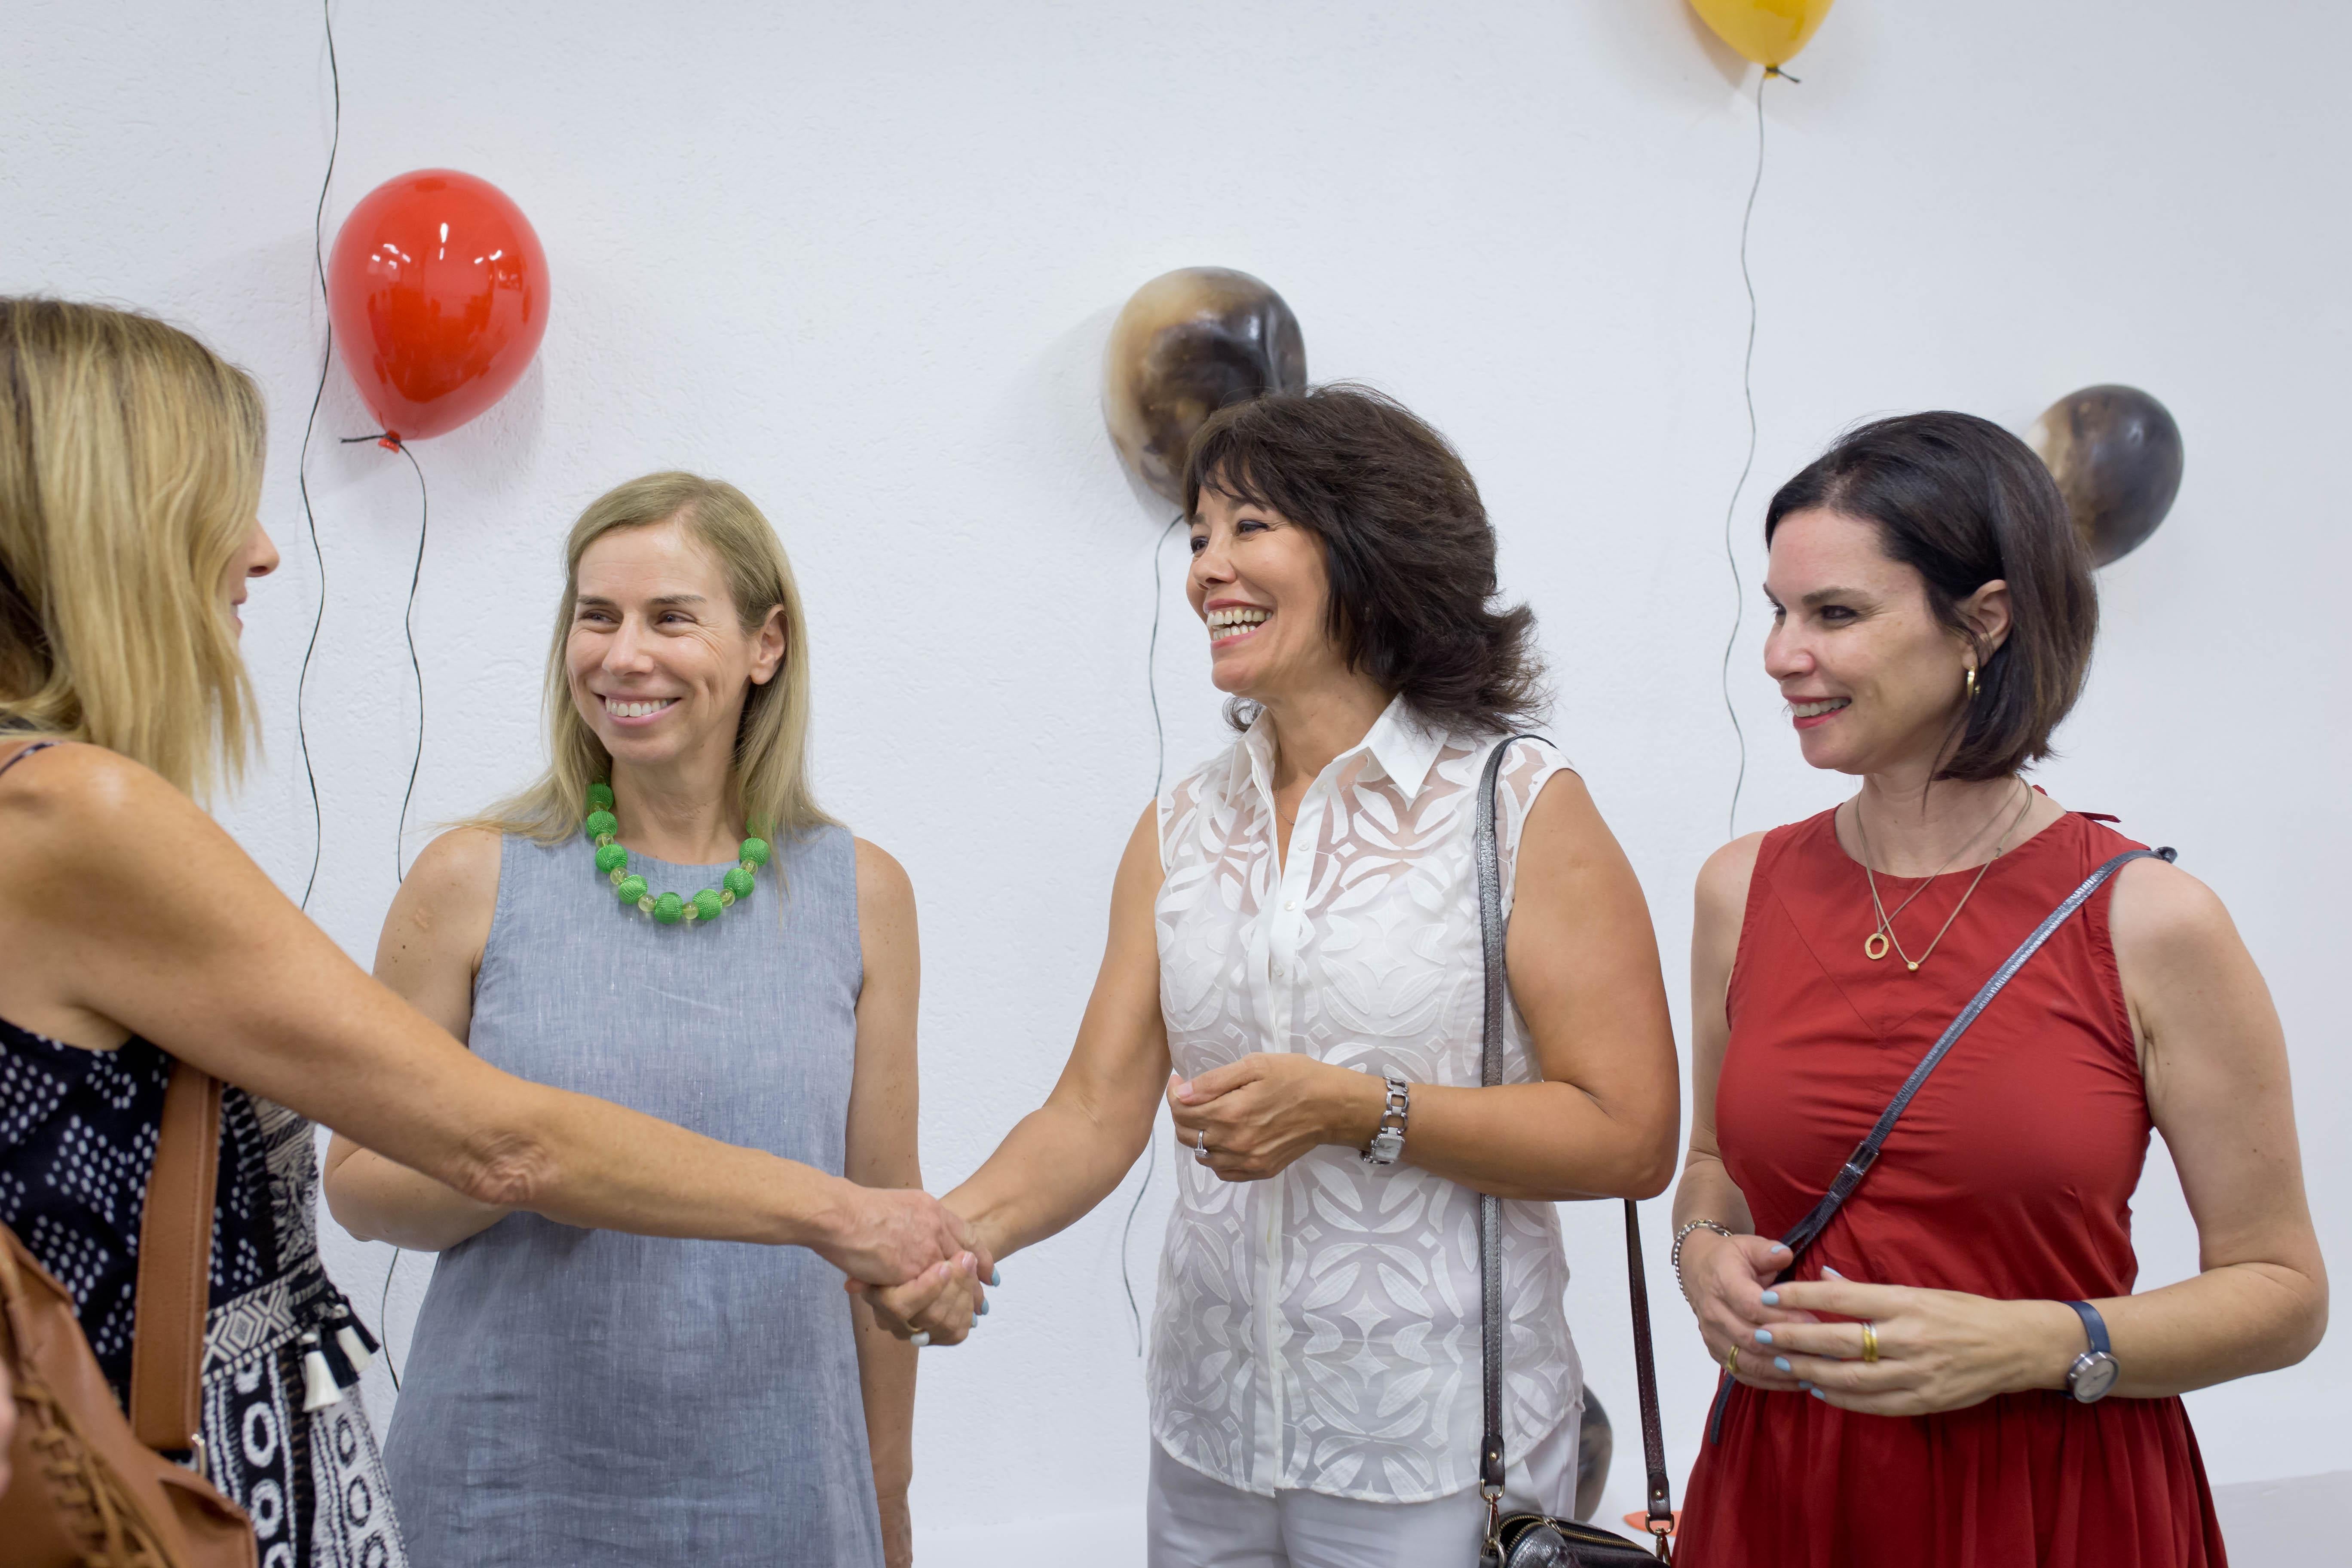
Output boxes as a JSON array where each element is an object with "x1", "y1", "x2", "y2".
[{"x1": 864, "y1": 385, "x2": 1681, "y2": 1566}]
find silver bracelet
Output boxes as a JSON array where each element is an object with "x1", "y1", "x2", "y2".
[
  {"x1": 1360, "y1": 1077, "x2": 1409, "y2": 1166},
  {"x1": 1670, "y1": 1219, "x2": 1737, "y2": 1306}
]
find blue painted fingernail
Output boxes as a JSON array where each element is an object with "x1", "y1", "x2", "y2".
[
  {"x1": 990, "y1": 1268, "x2": 1002, "y2": 1287},
  {"x1": 1798, "y1": 1380, "x2": 1813, "y2": 1390},
  {"x1": 1773, "y1": 1357, "x2": 1791, "y2": 1373},
  {"x1": 1753, "y1": 1328, "x2": 1773, "y2": 1345},
  {"x1": 1760, "y1": 1290, "x2": 1779, "y2": 1305},
  {"x1": 1769, "y1": 1243, "x2": 1790, "y2": 1256},
  {"x1": 978, "y1": 1299, "x2": 990, "y2": 1316},
  {"x1": 1810, "y1": 1387, "x2": 1828, "y2": 1401}
]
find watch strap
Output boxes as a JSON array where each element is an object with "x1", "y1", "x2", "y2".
[{"x1": 2064, "y1": 1298, "x2": 2110, "y2": 1357}]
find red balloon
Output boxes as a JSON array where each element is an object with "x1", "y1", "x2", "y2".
[{"x1": 326, "y1": 169, "x2": 550, "y2": 443}]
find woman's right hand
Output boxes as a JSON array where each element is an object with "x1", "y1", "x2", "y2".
[
  {"x1": 1684, "y1": 1229, "x2": 1819, "y2": 1391},
  {"x1": 823, "y1": 1183, "x2": 992, "y2": 1295}
]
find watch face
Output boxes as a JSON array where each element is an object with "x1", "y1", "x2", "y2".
[{"x1": 2070, "y1": 1352, "x2": 2120, "y2": 1403}]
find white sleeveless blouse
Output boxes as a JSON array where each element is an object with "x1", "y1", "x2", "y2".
[{"x1": 1148, "y1": 698, "x2": 1583, "y2": 1502}]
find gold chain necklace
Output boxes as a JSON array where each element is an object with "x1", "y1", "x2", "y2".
[
  {"x1": 1855, "y1": 781, "x2": 2033, "y2": 971},
  {"x1": 1844, "y1": 782, "x2": 2016, "y2": 943}
]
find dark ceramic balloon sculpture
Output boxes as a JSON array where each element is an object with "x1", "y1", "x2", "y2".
[
  {"x1": 2027, "y1": 385, "x2": 2184, "y2": 567},
  {"x1": 1105, "y1": 267, "x2": 1308, "y2": 505}
]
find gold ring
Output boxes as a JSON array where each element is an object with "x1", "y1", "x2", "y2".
[
  {"x1": 1726, "y1": 1344, "x2": 1741, "y2": 1378},
  {"x1": 1861, "y1": 1321, "x2": 1880, "y2": 1363}
]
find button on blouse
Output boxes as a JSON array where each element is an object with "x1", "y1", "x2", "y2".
[{"x1": 1148, "y1": 697, "x2": 1583, "y2": 1502}]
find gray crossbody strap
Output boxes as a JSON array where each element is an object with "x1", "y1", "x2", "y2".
[
  {"x1": 1771, "y1": 843, "x2": 2176, "y2": 1271},
  {"x1": 1705, "y1": 836, "x2": 2177, "y2": 1447},
  {"x1": 1474, "y1": 735, "x2": 1675, "y2": 1534}
]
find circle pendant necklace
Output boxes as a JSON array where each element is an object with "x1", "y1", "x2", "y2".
[
  {"x1": 584, "y1": 781, "x2": 769, "y2": 926},
  {"x1": 1855, "y1": 780, "x2": 2033, "y2": 971}
]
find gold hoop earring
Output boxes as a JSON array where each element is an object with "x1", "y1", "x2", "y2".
[{"x1": 1964, "y1": 666, "x2": 1978, "y2": 703}]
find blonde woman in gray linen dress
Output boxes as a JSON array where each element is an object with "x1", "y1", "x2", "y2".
[{"x1": 323, "y1": 473, "x2": 975, "y2": 1568}]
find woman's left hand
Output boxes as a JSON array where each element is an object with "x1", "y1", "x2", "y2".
[
  {"x1": 1756, "y1": 1268, "x2": 2075, "y2": 1416},
  {"x1": 1167, "y1": 1056, "x2": 1378, "y2": 1182},
  {"x1": 848, "y1": 1251, "x2": 987, "y2": 1345}
]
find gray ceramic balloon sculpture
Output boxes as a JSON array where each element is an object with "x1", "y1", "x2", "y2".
[
  {"x1": 1104, "y1": 267, "x2": 1308, "y2": 505},
  {"x1": 2027, "y1": 385, "x2": 2184, "y2": 567}
]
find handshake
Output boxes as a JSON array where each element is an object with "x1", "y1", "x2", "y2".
[{"x1": 828, "y1": 1185, "x2": 994, "y2": 1348}]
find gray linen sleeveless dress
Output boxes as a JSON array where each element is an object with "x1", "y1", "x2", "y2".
[{"x1": 381, "y1": 827, "x2": 882, "y2": 1568}]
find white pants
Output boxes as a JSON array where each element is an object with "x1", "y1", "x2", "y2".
[{"x1": 1145, "y1": 1407, "x2": 1582, "y2": 1568}]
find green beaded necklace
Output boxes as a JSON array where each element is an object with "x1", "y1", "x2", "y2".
[{"x1": 584, "y1": 781, "x2": 769, "y2": 927}]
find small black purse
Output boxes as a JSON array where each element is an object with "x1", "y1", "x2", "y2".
[{"x1": 1470, "y1": 736, "x2": 1673, "y2": 1566}]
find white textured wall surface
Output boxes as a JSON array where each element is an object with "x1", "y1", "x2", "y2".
[{"x1": 4, "y1": 1, "x2": 2345, "y2": 1559}]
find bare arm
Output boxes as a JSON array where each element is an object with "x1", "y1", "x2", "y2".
[
  {"x1": 1166, "y1": 770, "x2": 1681, "y2": 1201},
  {"x1": 0, "y1": 744, "x2": 974, "y2": 1285},
  {"x1": 1670, "y1": 834, "x2": 1816, "y2": 1391},
  {"x1": 323, "y1": 829, "x2": 513, "y2": 1251},
  {"x1": 845, "y1": 840, "x2": 923, "y2": 1568},
  {"x1": 1993, "y1": 860, "x2": 2325, "y2": 1395},
  {"x1": 945, "y1": 803, "x2": 1172, "y2": 1265},
  {"x1": 1674, "y1": 833, "x2": 1764, "y2": 1242}
]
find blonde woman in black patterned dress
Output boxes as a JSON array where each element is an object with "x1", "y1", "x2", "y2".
[{"x1": 0, "y1": 300, "x2": 983, "y2": 1563}]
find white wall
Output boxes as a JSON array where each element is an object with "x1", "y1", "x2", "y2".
[{"x1": 4, "y1": 1, "x2": 2345, "y2": 1558}]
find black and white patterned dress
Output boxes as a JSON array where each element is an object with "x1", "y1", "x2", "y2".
[{"x1": 0, "y1": 1020, "x2": 407, "y2": 1568}]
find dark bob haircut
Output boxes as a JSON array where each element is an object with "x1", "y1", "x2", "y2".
[
  {"x1": 1765, "y1": 410, "x2": 2097, "y2": 782},
  {"x1": 1182, "y1": 385, "x2": 1545, "y2": 735}
]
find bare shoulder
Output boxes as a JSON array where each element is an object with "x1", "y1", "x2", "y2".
[
  {"x1": 1521, "y1": 761, "x2": 1598, "y2": 827},
  {"x1": 853, "y1": 836, "x2": 915, "y2": 919},
  {"x1": 2108, "y1": 853, "x2": 2239, "y2": 966},
  {"x1": 0, "y1": 740, "x2": 207, "y2": 845},
  {"x1": 398, "y1": 827, "x2": 502, "y2": 918},
  {"x1": 1696, "y1": 831, "x2": 1769, "y2": 920},
  {"x1": 1116, "y1": 797, "x2": 1166, "y2": 887},
  {"x1": 377, "y1": 827, "x2": 501, "y2": 972}
]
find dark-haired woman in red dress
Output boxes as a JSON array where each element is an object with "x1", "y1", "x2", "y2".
[{"x1": 1669, "y1": 412, "x2": 2326, "y2": 1568}]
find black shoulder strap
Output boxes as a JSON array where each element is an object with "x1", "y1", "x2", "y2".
[
  {"x1": 1706, "y1": 839, "x2": 2177, "y2": 1443},
  {"x1": 0, "y1": 738, "x2": 57, "y2": 783},
  {"x1": 1474, "y1": 735, "x2": 1675, "y2": 1551}
]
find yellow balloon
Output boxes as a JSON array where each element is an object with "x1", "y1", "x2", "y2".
[{"x1": 1687, "y1": 0, "x2": 1834, "y2": 68}]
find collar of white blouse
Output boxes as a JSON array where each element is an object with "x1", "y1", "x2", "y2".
[{"x1": 1238, "y1": 694, "x2": 1450, "y2": 821}]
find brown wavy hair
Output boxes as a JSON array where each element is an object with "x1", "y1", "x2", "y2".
[{"x1": 1182, "y1": 385, "x2": 1546, "y2": 734}]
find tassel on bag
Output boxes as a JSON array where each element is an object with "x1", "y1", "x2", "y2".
[
  {"x1": 335, "y1": 1321, "x2": 376, "y2": 1378},
  {"x1": 318, "y1": 1294, "x2": 380, "y2": 1386},
  {"x1": 317, "y1": 1324, "x2": 358, "y2": 1390},
  {"x1": 300, "y1": 1330, "x2": 343, "y2": 1413}
]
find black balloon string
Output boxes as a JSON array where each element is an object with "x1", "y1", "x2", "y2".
[
  {"x1": 1146, "y1": 513, "x2": 1183, "y2": 799},
  {"x1": 1719, "y1": 66, "x2": 1776, "y2": 841},
  {"x1": 299, "y1": 4, "x2": 410, "y2": 1393},
  {"x1": 332, "y1": 438, "x2": 434, "y2": 881},
  {"x1": 294, "y1": 0, "x2": 341, "y2": 913},
  {"x1": 334, "y1": 429, "x2": 428, "y2": 1389},
  {"x1": 1117, "y1": 512, "x2": 1185, "y2": 1356}
]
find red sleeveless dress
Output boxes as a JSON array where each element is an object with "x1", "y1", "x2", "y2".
[{"x1": 1674, "y1": 807, "x2": 2226, "y2": 1568}]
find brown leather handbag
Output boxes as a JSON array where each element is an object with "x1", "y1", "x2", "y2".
[{"x1": 0, "y1": 1060, "x2": 257, "y2": 1567}]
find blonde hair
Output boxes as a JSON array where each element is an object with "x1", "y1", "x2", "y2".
[
  {"x1": 473, "y1": 472, "x2": 834, "y2": 853},
  {"x1": 0, "y1": 298, "x2": 266, "y2": 795}
]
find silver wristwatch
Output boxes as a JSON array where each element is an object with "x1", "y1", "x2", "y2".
[{"x1": 1360, "y1": 1076, "x2": 1410, "y2": 1165}]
